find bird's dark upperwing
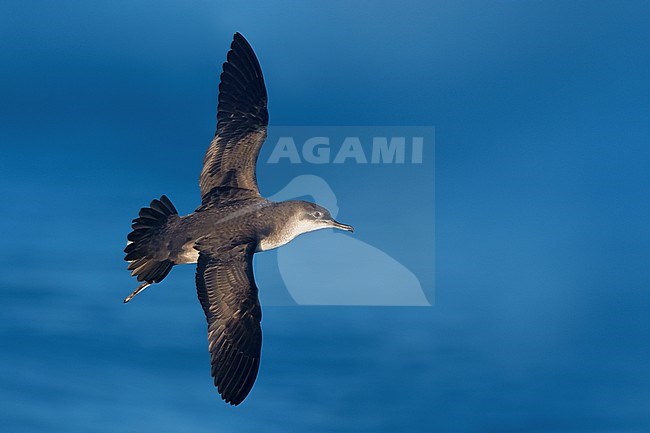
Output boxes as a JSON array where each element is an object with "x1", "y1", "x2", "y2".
[
  {"x1": 200, "y1": 32, "x2": 268, "y2": 203},
  {"x1": 195, "y1": 243, "x2": 262, "y2": 405}
]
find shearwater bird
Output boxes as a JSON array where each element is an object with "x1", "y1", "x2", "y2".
[{"x1": 123, "y1": 33, "x2": 354, "y2": 405}]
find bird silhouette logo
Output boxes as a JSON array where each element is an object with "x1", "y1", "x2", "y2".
[{"x1": 269, "y1": 175, "x2": 430, "y2": 306}]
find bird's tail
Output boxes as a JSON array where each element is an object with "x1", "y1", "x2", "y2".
[{"x1": 123, "y1": 195, "x2": 178, "y2": 303}]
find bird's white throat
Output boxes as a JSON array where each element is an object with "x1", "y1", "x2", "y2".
[{"x1": 257, "y1": 218, "x2": 326, "y2": 252}]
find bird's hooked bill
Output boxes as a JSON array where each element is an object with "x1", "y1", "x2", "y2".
[{"x1": 331, "y1": 220, "x2": 354, "y2": 232}]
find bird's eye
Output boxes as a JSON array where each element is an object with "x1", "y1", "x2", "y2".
[{"x1": 311, "y1": 211, "x2": 323, "y2": 219}]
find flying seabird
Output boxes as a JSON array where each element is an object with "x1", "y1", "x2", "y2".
[{"x1": 123, "y1": 33, "x2": 354, "y2": 405}]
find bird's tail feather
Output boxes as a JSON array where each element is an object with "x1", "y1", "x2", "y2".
[{"x1": 124, "y1": 195, "x2": 178, "y2": 302}]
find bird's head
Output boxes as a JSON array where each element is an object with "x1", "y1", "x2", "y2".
[
  {"x1": 284, "y1": 200, "x2": 354, "y2": 236},
  {"x1": 297, "y1": 201, "x2": 354, "y2": 233}
]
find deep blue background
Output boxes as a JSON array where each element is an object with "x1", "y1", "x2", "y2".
[{"x1": 1, "y1": 1, "x2": 649, "y2": 432}]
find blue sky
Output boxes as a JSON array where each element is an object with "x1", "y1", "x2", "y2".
[{"x1": 1, "y1": 1, "x2": 649, "y2": 432}]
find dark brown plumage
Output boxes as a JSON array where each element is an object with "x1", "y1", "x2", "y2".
[
  {"x1": 123, "y1": 32, "x2": 353, "y2": 406},
  {"x1": 200, "y1": 32, "x2": 269, "y2": 202}
]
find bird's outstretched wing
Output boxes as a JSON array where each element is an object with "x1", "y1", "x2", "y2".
[
  {"x1": 200, "y1": 32, "x2": 268, "y2": 203},
  {"x1": 195, "y1": 243, "x2": 262, "y2": 405}
]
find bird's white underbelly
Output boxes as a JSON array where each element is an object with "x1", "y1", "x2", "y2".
[
  {"x1": 257, "y1": 236, "x2": 289, "y2": 252},
  {"x1": 178, "y1": 242, "x2": 200, "y2": 264}
]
